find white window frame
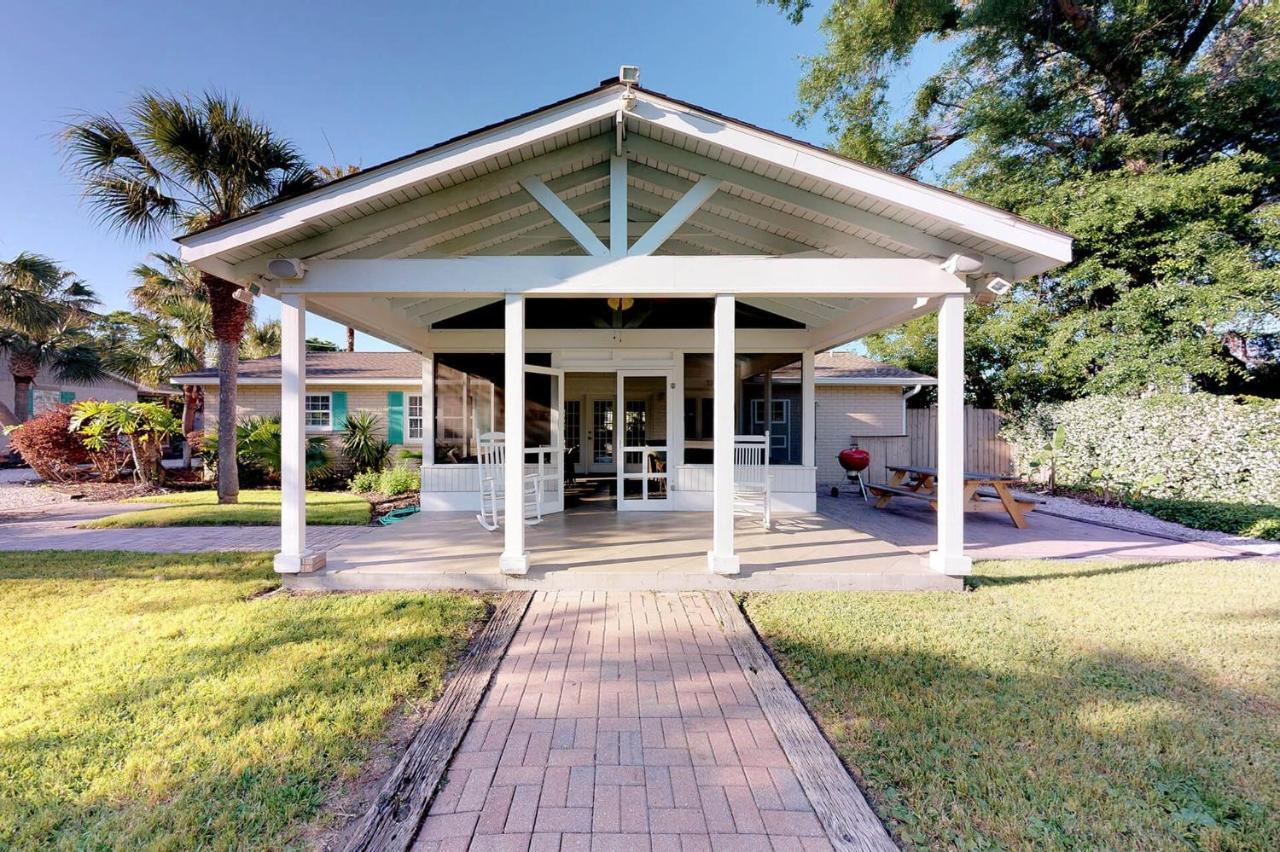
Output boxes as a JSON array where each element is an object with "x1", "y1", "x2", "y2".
[
  {"x1": 407, "y1": 393, "x2": 424, "y2": 441},
  {"x1": 751, "y1": 398, "x2": 789, "y2": 426},
  {"x1": 304, "y1": 393, "x2": 333, "y2": 432}
]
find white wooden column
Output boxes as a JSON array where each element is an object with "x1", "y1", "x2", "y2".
[
  {"x1": 274, "y1": 294, "x2": 322, "y2": 574},
  {"x1": 801, "y1": 349, "x2": 816, "y2": 468},
  {"x1": 929, "y1": 294, "x2": 972, "y2": 575},
  {"x1": 708, "y1": 294, "x2": 740, "y2": 574},
  {"x1": 421, "y1": 354, "x2": 435, "y2": 464},
  {"x1": 500, "y1": 294, "x2": 529, "y2": 575},
  {"x1": 670, "y1": 351, "x2": 685, "y2": 469}
]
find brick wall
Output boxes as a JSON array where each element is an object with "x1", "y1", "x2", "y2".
[{"x1": 814, "y1": 386, "x2": 908, "y2": 486}]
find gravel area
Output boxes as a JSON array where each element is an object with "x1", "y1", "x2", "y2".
[
  {"x1": 0, "y1": 480, "x2": 70, "y2": 514},
  {"x1": 1034, "y1": 492, "x2": 1280, "y2": 558}
]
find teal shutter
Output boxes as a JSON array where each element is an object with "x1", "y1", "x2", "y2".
[
  {"x1": 60, "y1": 391, "x2": 76, "y2": 404},
  {"x1": 386, "y1": 391, "x2": 404, "y2": 444},
  {"x1": 330, "y1": 391, "x2": 348, "y2": 431}
]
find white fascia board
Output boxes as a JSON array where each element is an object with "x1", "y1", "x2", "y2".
[
  {"x1": 176, "y1": 89, "x2": 624, "y2": 262},
  {"x1": 282, "y1": 257, "x2": 968, "y2": 298},
  {"x1": 630, "y1": 93, "x2": 1073, "y2": 268}
]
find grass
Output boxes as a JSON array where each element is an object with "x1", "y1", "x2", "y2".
[
  {"x1": 0, "y1": 551, "x2": 487, "y2": 849},
  {"x1": 82, "y1": 488, "x2": 371, "y2": 527},
  {"x1": 745, "y1": 559, "x2": 1280, "y2": 850},
  {"x1": 1133, "y1": 497, "x2": 1280, "y2": 541}
]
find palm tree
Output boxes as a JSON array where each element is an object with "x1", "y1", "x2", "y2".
[
  {"x1": 1, "y1": 321, "x2": 104, "y2": 422},
  {"x1": 63, "y1": 92, "x2": 319, "y2": 503},
  {"x1": 1, "y1": 252, "x2": 96, "y2": 334},
  {"x1": 0, "y1": 254, "x2": 101, "y2": 422},
  {"x1": 240, "y1": 319, "x2": 281, "y2": 360},
  {"x1": 126, "y1": 253, "x2": 213, "y2": 467}
]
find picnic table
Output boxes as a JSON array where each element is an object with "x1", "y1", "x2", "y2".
[{"x1": 869, "y1": 464, "x2": 1037, "y2": 528}]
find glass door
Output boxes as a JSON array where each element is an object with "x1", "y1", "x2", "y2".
[
  {"x1": 586, "y1": 397, "x2": 615, "y2": 473},
  {"x1": 524, "y1": 365, "x2": 565, "y2": 515},
  {"x1": 616, "y1": 371, "x2": 671, "y2": 510}
]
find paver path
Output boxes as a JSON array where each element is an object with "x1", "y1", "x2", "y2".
[{"x1": 414, "y1": 591, "x2": 836, "y2": 851}]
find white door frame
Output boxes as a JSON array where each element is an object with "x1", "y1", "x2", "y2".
[
  {"x1": 525, "y1": 364, "x2": 565, "y2": 515},
  {"x1": 616, "y1": 369, "x2": 675, "y2": 511}
]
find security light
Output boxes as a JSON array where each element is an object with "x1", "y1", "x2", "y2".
[
  {"x1": 231, "y1": 281, "x2": 261, "y2": 306},
  {"x1": 267, "y1": 257, "x2": 307, "y2": 280},
  {"x1": 619, "y1": 65, "x2": 640, "y2": 85},
  {"x1": 986, "y1": 276, "x2": 1013, "y2": 296}
]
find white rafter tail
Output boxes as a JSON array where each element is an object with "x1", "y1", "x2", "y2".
[
  {"x1": 629, "y1": 176, "x2": 723, "y2": 256},
  {"x1": 519, "y1": 176, "x2": 609, "y2": 257}
]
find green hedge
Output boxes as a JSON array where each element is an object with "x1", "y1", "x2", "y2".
[
  {"x1": 1133, "y1": 498, "x2": 1280, "y2": 541},
  {"x1": 1003, "y1": 394, "x2": 1280, "y2": 505}
]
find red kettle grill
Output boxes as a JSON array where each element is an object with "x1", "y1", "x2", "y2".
[{"x1": 834, "y1": 444, "x2": 871, "y2": 501}]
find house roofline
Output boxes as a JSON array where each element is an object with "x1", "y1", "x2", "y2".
[{"x1": 175, "y1": 77, "x2": 1072, "y2": 252}]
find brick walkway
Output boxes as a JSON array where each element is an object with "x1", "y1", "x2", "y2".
[{"x1": 414, "y1": 591, "x2": 834, "y2": 851}]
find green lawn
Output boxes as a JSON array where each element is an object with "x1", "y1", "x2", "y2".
[
  {"x1": 0, "y1": 551, "x2": 487, "y2": 849},
  {"x1": 745, "y1": 560, "x2": 1280, "y2": 850},
  {"x1": 82, "y1": 489, "x2": 370, "y2": 527}
]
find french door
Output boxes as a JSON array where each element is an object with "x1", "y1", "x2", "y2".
[
  {"x1": 616, "y1": 371, "x2": 672, "y2": 511},
  {"x1": 524, "y1": 365, "x2": 565, "y2": 515}
]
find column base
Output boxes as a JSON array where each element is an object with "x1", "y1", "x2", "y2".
[
  {"x1": 274, "y1": 550, "x2": 327, "y2": 574},
  {"x1": 927, "y1": 550, "x2": 972, "y2": 576},
  {"x1": 707, "y1": 552, "x2": 741, "y2": 575},
  {"x1": 499, "y1": 552, "x2": 530, "y2": 575}
]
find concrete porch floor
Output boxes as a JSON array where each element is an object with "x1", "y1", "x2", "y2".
[{"x1": 286, "y1": 506, "x2": 961, "y2": 592}]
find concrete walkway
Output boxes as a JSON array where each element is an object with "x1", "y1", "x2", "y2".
[
  {"x1": 0, "y1": 500, "x2": 371, "y2": 552},
  {"x1": 414, "y1": 592, "x2": 837, "y2": 851}
]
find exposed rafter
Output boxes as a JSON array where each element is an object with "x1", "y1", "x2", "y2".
[
  {"x1": 519, "y1": 176, "x2": 609, "y2": 256},
  {"x1": 628, "y1": 175, "x2": 723, "y2": 256}
]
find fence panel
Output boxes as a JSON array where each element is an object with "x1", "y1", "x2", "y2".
[{"x1": 905, "y1": 407, "x2": 1012, "y2": 475}]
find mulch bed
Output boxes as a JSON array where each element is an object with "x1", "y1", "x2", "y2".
[
  {"x1": 363, "y1": 492, "x2": 420, "y2": 524},
  {"x1": 44, "y1": 469, "x2": 212, "y2": 503}
]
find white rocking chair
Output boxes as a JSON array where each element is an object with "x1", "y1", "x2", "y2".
[
  {"x1": 475, "y1": 431, "x2": 544, "y2": 531},
  {"x1": 734, "y1": 432, "x2": 772, "y2": 529}
]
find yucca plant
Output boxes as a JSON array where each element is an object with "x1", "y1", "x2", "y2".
[{"x1": 341, "y1": 411, "x2": 392, "y2": 473}]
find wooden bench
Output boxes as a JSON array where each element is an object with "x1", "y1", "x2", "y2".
[
  {"x1": 974, "y1": 486, "x2": 1039, "y2": 507},
  {"x1": 869, "y1": 484, "x2": 937, "y2": 509}
]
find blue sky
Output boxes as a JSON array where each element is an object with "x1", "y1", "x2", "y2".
[{"x1": 0, "y1": 0, "x2": 950, "y2": 351}]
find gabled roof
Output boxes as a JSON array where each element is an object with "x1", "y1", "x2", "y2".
[{"x1": 176, "y1": 76, "x2": 1071, "y2": 282}]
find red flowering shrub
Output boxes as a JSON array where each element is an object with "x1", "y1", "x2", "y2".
[{"x1": 5, "y1": 404, "x2": 89, "y2": 482}]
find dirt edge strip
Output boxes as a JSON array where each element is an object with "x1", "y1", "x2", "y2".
[
  {"x1": 705, "y1": 591, "x2": 899, "y2": 852},
  {"x1": 342, "y1": 590, "x2": 534, "y2": 851}
]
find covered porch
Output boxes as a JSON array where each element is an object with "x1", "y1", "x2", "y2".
[
  {"x1": 176, "y1": 72, "x2": 1071, "y2": 586},
  {"x1": 285, "y1": 508, "x2": 958, "y2": 592}
]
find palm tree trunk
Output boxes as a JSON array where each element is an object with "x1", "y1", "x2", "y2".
[
  {"x1": 13, "y1": 376, "x2": 32, "y2": 422},
  {"x1": 203, "y1": 273, "x2": 249, "y2": 505},
  {"x1": 346, "y1": 327, "x2": 355, "y2": 352},
  {"x1": 181, "y1": 384, "x2": 199, "y2": 468}
]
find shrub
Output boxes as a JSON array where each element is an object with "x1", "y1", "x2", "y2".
[
  {"x1": 1004, "y1": 394, "x2": 1280, "y2": 505},
  {"x1": 348, "y1": 465, "x2": 418, "y2": 497},
  {"x1": 377, "y1": 465, "x2": 419, "y2": 496},
  {"x1": 348, "y1": 469, "x2": 380, "y2": 494},
  {"x1": 341, "y1": 411, "x2": 392, "y2": 473},
  {"x1": 71, "y1": 401, "x2": 180, "y2": 485},
  {"x1": 203, "y1": 416, "x2": 332, "y2": 485},
  {"x1": 1133, "y1": 498, "x2": 1280, "y2": 541},
  {"x1": 3, "y1": 404, "x2": 88, "y2": 481}
]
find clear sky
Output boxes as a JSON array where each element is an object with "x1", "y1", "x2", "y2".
[{"x1": 0, "y1": 0, "x2": 948, "y2": 351}]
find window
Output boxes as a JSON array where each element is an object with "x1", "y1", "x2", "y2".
[
  {"x1": 407, "y1": 393, "x2": 423, "y2": 441},
  {"x1": 751, "y1": 398, "x2": 789, "y2": 426},
  {"x1": 32, "y1": 390, "x2": 62, "y2": 417},
  {"x1": 304, "y1": 394, "x2": 332, "y2": 430},
  {"x1": 564, "y1": 400, "x2": 581, "y2": 449}
]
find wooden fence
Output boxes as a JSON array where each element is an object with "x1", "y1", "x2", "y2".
[{"x1": 906, "y1": 407, "x2": 1013, "y2": 475}]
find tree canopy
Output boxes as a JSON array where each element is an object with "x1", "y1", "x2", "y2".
[{"x1": 768, "y1": 0, "x2": 1279, "y2": 406}]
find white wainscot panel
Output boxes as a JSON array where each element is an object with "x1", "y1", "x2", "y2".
[{"x1": 672, "y1": 464, "x2": 817, "y2": 514}]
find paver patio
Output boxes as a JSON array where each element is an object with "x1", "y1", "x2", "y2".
[{"x1": 412, "y1": 591, "x2": 837, "y2": 851}]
